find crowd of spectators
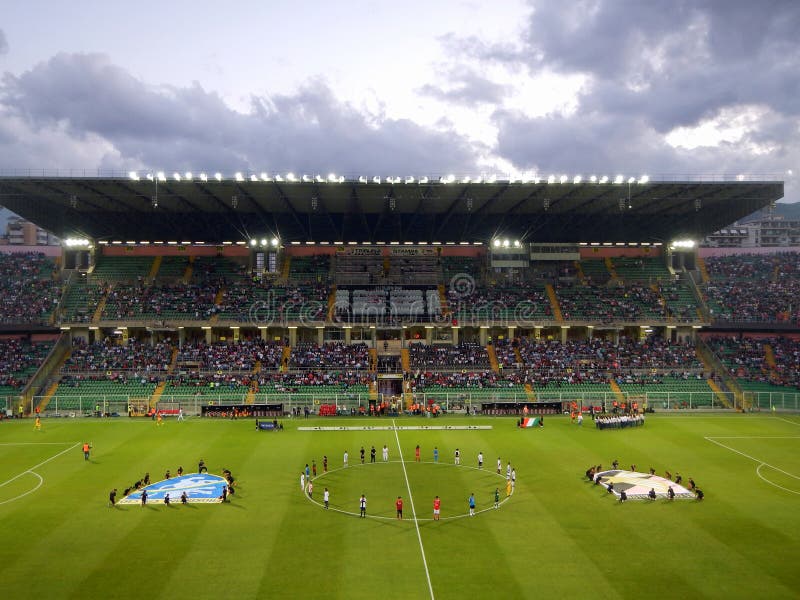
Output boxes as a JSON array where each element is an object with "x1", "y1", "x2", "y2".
[
  {"x1": 103, "y1": 283, "x2": 218, "y2": 320},
  {"x1": 447, "y1": 283, "x2": 551, "y2": 322},
  {"x1": 703, "y1": 253, "x2": 800, "y2": 323},
  {"x1": 705, "y1": 335, "x2": 800, "y2": 389},
  {"x1": 291, "y1": 343, "x2": 370, "y2": 369},
  {"x1": 256, "y1": 370, "x2": 371, "y2": 392},
  {"x1": 216, "y1": 281, "x2": 328, "y2": 322},
  {"x1": 555, "y1": 283, "x2": 666, "y2": 322},
  {"x1": 510, "y1": 336, "x2": 701, "y2": 387},
  {"x1": 177, "y1": 340, "x2": 284, "y2": 371},
  {"x1": 164, "y1": 372, "x2": 252, "y2": 392},
  {"x1": 704, "y1": 280, "x2": 800, "y2": 323},
  {"x1": 64, "y1": 339, "x2": 173, "y2": 373},
  {"x1": 0, "y1": 253, "x2": 61, "y2": 324},
  {"x1": 409, "y1": 370, "x2": 524, "y2": 391},
  {"x1": 0, "y1": 339, "x2": 53, "y2": 391},
  {"x1": 409, "y1": 342, "x2": 489, "y2": 368},
  {"x1": 704, "y1": 253, "x2": 800, "y2": 281}
]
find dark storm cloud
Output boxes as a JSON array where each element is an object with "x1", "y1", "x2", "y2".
[
  {"x1": 0, "y1": 53, "x2": 481, "y2": 175},
  {"x1": 417, "y1": 67, "x2": 511, "y2": 106},
  {"x1": 472, "y1": 0, "x2": 800, "y2": 198}
]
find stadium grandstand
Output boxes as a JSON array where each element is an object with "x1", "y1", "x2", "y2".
[{"x1": 1, "y1": 173, "x2": 797, "y2": 417}]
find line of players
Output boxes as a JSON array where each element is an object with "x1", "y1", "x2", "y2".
[
  {"x1": 300, "y1": 444, "x2": 518, "y2": 518},
  {"x1": 585, "y1": 460, "x2": 705, "y2": 501},
  {"x1": 108, "y1": 459, "x2": 237, "y2": 506}
]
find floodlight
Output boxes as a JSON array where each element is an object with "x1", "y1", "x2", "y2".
[
  {"x1": 590, "y1": 175, "x2": 597, "y2": 183},
  {"x1": 405, "y1": 176, "x2": 415, "y2": 184},
  {"x1": 547, "y1": 175, "x2": 556, "y2": 184},
  {"x1": 286, "y1": 172, "x2": 296, "y2": 182},
  {"x1": 215, "y1": 172, "x2": 222, "y2": 181},
  {"x1": 315, "y1": 175, "x2": 324, "y2": 183},
  {"x1": 474, "y1": 176, "x2": 483, "y2": 184},
  {"x1": 372, "y1": 176, "x2": 381, "y2": 184},
  {"x1": 736, "y1": 174, "x2": 745, "y2": 181},
  {"x1": 302, "y1": 174, "x2": 311, "y2": 182},
  {"x1": 599, "y1": 175, "x2": 609, "y2": 184},
  {"x1": 493, "y1": 239, "x2": 501, "y2": 247},
  {"x1": 639, "y1": 175, "x2": 649, "y2": 184},
  {"x1": 559, "y1": 175, "x2": 568, "y2": 184},
  {"x1": 173, "y1": 173, "x2": 182, "y2": 181},
  {"x1": 157, "y1": 172, "x2": 166, "y2": 182},
  {"x1": 573, "y1": 175, "x2": 582, "y2": 184},
  {"x1": 250, "y1": 174, "x2": 259, "y2": 182},
  {"x1": 271, "y1": 237, "x2": 279, "y2": 247},
  {"x1": 275, "y1": 175, "x2": 284, "y2": 182},
  {"x1": 461, "y1": 176, "x2": 471, "y2": 184},
  {"x1": 628, "y1": 177, "x2": 636, "y2": 184},
  {"x1": 419, "y1": 176, "x2": 429, "y2": 184},
  {"x1": 502, "y1": 239, "x2": 510, "y2": 247},
  {"x1": 327, "y1": 173, "x2": 337, "y2": 182},
  {"x1": 445, "y1": 174, "x2": 455, "y2": 184},
  {"x1": 249, "y1": 239, "x2": 257, "y2": 247},
  {"x1": 146, "y1": 173, "x2": 154, "y2": 181},
  {"x1": 260, "y1": 173, "x2": 271, "y2": 181},
  {"x1": 235, "y1": 172, "x2": 244, "y2": 182},
  {"x1": 337, "y1": 176, "x2": 345, "y2": 183},
  {"x1": 358, "y1": 176, "x2": 368, "y2": 184},
  {"x1": 260, "y1": 238, "x2": 267, "y2": 246},
  {"x1": 128, "y1": 171, "x2": 139, "y2": 181},
  {"x1": 513, "y1": 240, "x2": 521, "y2": 248},
  {"x1": 185, "y1": 172, "x2": 192, "y2": 180},
  {"x1": 614, "y1": 175, "x2": 624, "y2": 184}
]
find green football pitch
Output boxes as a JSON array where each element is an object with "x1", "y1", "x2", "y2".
[{"x1": 1, "y1": 413, "x2": 799, "y2": 600}]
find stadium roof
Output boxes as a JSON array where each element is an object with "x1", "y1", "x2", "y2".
[{"x1": 0, "y1": 176, "x2": 783, "y2": 245}]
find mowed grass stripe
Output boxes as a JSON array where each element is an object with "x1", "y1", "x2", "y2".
[{"x1": 1, "y1": 416, "x2": 800, "y2": 599}]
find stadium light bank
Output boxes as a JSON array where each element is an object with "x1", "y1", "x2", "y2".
[{"x1": 127, "y1": 172, "x2": 653, "y2": 185}]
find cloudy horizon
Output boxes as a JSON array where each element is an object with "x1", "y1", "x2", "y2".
[{"x1": 0, "y1": 0, "x2": 797, "y2": 209}]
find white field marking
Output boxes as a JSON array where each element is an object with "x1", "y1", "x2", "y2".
[
  {"x1": 706, "y1": 436, "x2": 800, "y2": 439},
  {"x1": 0, "y1": 442, "x2": 80, "y2": 490},
  {"x1": 704, "y1": 436, "x2": 800, "y2": 494},
  {"x1": 773, "y1": 416, "x2": 800, "y2": 427},
  {"x1": 393, "y1": 420, "x2": 435, "y2": 600},
  {"x1": 302, "y1": 461, "x2": 511, "y2": 521},
  {"x1": 0, "y1": 472, "x2": 43, "y2": 505},
  {"x1": 0, "y1": 442, "x2": 77, "y2": 445},
  {"x1": 755, "y1": 464, "x2": 800, "y2": 496}
]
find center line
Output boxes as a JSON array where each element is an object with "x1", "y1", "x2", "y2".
[{"x1": 392, "y1": 419, "x2": 435, "y2": 600}]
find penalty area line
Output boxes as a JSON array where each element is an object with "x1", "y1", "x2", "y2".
[
  {"x1": 704, "y1": 436, "x2": 800, "y2": 495},
  {"x1": 0, "y1": 442, "x2": 80, "y2": 490},
  {"x1": 393, "y1": 419, "x2": 435, "y2": 600}
]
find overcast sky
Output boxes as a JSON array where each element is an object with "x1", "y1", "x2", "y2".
[{"x1": 0, "y1": 0, "x2": 797, "y2": 207}]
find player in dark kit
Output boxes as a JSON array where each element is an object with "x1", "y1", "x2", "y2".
[
  {"x1": 109, "y1": 488, "x2": 117, "y2": 507},
  {"x1": 396, "y1": 496, "x2": 403, "y2": 519},
  {"x1": 198, "y1": 459, "x2": 208, "y2": 473}
]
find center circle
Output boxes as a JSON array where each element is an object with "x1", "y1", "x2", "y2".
[{"x1": 303, "y1": 460, "x2": 512, "y2": 521}]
